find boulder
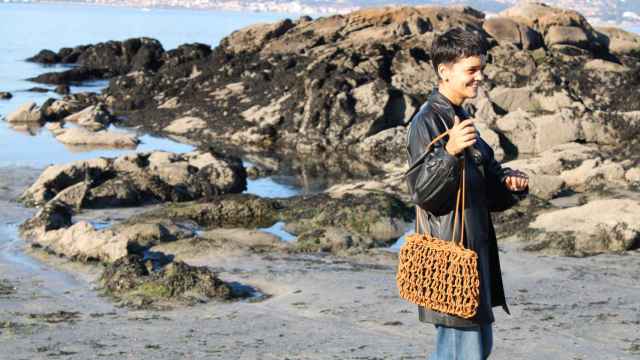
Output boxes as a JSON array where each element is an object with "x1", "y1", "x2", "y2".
[
  {"x1": 99, "y1": 255, "x2": 242, "y2": 308},
  {"x1": 524, "y1": 199, "x2": 640, "y2": 256},
  {"x1": 546, "y1": 25, "x2": 590, "y2": 49},
  {"x1": 0, "y1": 91, "x2": 12, "y2": 100},
  {"x1": 63, "y1": 104, "x2": 114, "y2": 130},
  {"x1": 20, "y1": 151, "x2": 247, "y2": 208},
  {"x1": 41, "y1": 99, "x2": 84, "y2": 121},
  {"x1": 495, "y1": 109, "x2": 583, "y2": 154},
  {"x1": 163, "y1": 116, "x2": 208, "y2": 135},
  {"x1": 55, "y1": 84, "x2": 71, "y2": 95},
  {"x1": 499, "y1": 2, "x2": 605, "y2": 52},
  {"x1": 499, "y1": 143, "x2": 600, "y2": 199},
  {"x1": 482, "y1": 17, "x2": 542, "y2": 50},
  {"x1": 596, "y1": 27, "x2": 640, "y2": 56},
  {"x1": 28, "y1": 67, "x2": 108, "y2": 85},
  {"x1": 53, "y1": 127, "x2": 139, "y2": 148},
  {"x1": 27, "y1": 49, "x2": 61, "y2": 64},
  {"x1": 5, "y1": 102, "x2": 44, "y2": 123},
  {"x1": 560, "y1": 158, "x2": 626, "y2": 192}
]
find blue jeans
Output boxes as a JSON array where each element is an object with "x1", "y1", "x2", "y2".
[{"x1": 428, "y1": 323, "x2": 493, "y2": 360}]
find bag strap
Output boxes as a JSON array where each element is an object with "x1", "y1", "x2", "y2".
[{"x1": 414, "y1": 127, "x2": 467, "y2": 247}]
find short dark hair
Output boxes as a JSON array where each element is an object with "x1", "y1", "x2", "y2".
[{"x1": 431, "y1": 28, "x2": 488, "y2": 78}]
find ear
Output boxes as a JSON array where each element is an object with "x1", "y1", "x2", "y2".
[{"x1": 437, "y1": 63, "x2": 449, "y2": 81}]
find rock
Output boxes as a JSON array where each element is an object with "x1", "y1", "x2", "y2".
[
  {"x1": 160, "y1": 43, "x2": 212, "y2": 71},
  {"x1": 560, "y1": 158, "x2": 626, "y2": 192},
  {"x1": 5, "y1": 102, "x2": 44, "y2": 123},
  {"x1": 596, "y1": 27, "x2": 640, "y2": 56},
  {"x1": 41, "y1": 99, "x2": 84, "y2": 121},
  {"x1": 55, "y1": 84, "x2": 71, "y2": 95},
  {"x1": 50, "y1": 182, "x2": 90, "y2": 210},
  {"x1": 500, "y1": 3, "x2": 603, "y2": 51},
  {"x1": 129, "y1": 194, "x2": 279, "y2": 229},
  {"x1": 240, "y1": 93, "x2": 289, "y2": 126},
  {"x1": 349, "y1": 80, "x2": 412, "y2": 139},
  {"x1": 31, "y1": 221, "x2": 129, "y2": 262},
  {"x1": 158, "y1": 97, "x2": 179, "y2": 109},
  {"x1": 63, "y1": 104, "x2": 114, "y2": 130},
  {"x1": 528, "y1": 175, "x2": 565, "y2": 200},
  {"x1": 163, "y1": 116, "x2": 207, "y2": 134},
  {"x1": 584, "y1": 59, "x2": 629, "y2": 73},
  {"x1": 53, "y1": 127, "x2": 139, "y2": 148},
  {"x1": 524, "y1": 199, "x2": 640, "y2": 256},
  {"x1": 355, "y1": 126, "x2": 407, "y2": 171},
  {"x1": 476, "y1": 123, "x2": 505, "y2": 162},
  {"x1": 28, "y1": 87, "x2": 50, "y2": 93},
  {"x1": 546, "y1": 26, "x2": 591, "y2": 49},
  {"x1": 20, "y1": 158, "x2": 112, "y2": 206},
  {"x1": 495, "y1": 109, "x2": 583, "y2": 154},
  {"x1": 294, "y1": 227, "x2": 371, "y2": 253},
  {"x1": 20, "y1": 151, "x2": 247, "y2": 209},
  {"x1": 27, "y1": 49, "x2": 61, "y2": 64},
  {"x1": 490, "y1": 87, "x2": 539, "y2": 113},
  {"x1": 280, "y1": 192, "x2": 412, "y2": 247},
  {"x1": 499, "y1": 142, "x2": 600, "y2": 199},
  {"x1": 19, "y1": 201, "x2": 73, "y2": 240},
  {"x1": 28, "y1": 67, "x2": 108, "y2": 85},
  {"x1": 99, "y1": 255, "x2": 239, "y2": 308},
  {"x1": 626, "y1": 168, "x2": 640, "y2": 184},
  {"x1": 0, "y1": 91, "x2": 12, "y2": 100},
  {"x1": 22, "y1": 212, "x2": 193, "y2": 262},
  {"x1": 482, "y1": 17, "x2": 542, "y2": 50},
  {"x1": 154, "y1": 228, "x2": 287, "y2": 257}
]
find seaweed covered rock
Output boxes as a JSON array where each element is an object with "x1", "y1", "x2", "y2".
[
  {"x1": 27, "y1": 38, "x2": 166, "y2": 85},
  {"x1": 20, "y1": 150, "x2": 247, "y2": 208},
  {"x1": 99, "y1": 254, "x2": 243, "y2": 308},
  {"x1": 281, "y1": 192, "x2": 413, "y2": 253},
  {"x1": 522, "y1": 199, "x2": 640, "y2": 256},
  {"x1": 129, "y1": 193, "x2": 281, "y2": 229}
]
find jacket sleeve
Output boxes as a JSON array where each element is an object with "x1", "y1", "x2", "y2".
[
  {"x1": 405, "y1": 111, "x2": 461, "y2": 216},
  {"x1": 481, "y1": 138, "x2": 529, "y2": 212}
]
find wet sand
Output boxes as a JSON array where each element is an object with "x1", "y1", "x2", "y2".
[{"x1": 1, "y1": 166, "x2": 639, "y2": 359}]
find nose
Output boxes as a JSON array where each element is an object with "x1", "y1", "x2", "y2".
[{"x1": 475, "y1": 71, "x2": 484, "y2": 82}]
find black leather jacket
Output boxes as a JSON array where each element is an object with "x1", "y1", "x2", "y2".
[{"x1": 405, "y1": 87, "x2": 529, "y2": 327}]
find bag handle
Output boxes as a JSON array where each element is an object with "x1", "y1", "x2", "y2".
[{"x1": 414, "y1": 129, "x2": 467, "y2": 248}]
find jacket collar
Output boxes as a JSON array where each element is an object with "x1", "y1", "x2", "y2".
[{"x1": 429, "y1": 87, "x2": 458, "y2": 129}]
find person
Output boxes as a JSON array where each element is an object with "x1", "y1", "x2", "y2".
[{"x1": 404, "y1": 28, "x2": 530, "y2": 359}]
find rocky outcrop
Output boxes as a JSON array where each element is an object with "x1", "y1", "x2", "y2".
[
  {"x1": 503, "y1": 142, "x2": 635, "y2": 200},
  {"x1": 4, "y1": 102, "x2": 44, "y2": 123},
  {"x1": 0, "y1": 91, "x2": 12, "y2": 100},
  {"x1": 523, "y1": 199, "x2": 640, "y2": 256},
  {"x1": 99, "y1": 254, "x2": 246, "y2": 308},
  {"x1": 28, "y1": 67, "x2": 110, "y2": 85},
  {"x1": 596, "y1": 27, "x2": 640, "y2": 56},
  {"x1": 163, "y1": 116, "x2": 207, "y2": 135},
  {"x1": 63, "y1": 104, "x2": 114, "y2": 130},
  {"x1": 19, "y1": 151, "x2": 247, "y2": 208},
  {"x1": 51, "y1": 127, "x2": 139, "y2": 149}
]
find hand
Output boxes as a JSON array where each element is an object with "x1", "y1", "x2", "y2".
[
  {"x1": 445, "y1": 115, "x2": 477, "y2": 156},
  {"x1": 504, "y1": 170, "x2": 529, "y2": 192}
]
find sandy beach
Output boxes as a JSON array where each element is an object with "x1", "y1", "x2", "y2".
[{"x1": 0, "y1": 167, "x2": 638, "y2": 360}]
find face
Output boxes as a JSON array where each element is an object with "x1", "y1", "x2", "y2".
[{"x1": 438, "y1": 55, "x2": 486, "y2": 101}]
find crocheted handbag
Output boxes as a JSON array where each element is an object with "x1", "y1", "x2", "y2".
[{"x1": 396, "y1": 129, "x2": 480, "y2": 319}]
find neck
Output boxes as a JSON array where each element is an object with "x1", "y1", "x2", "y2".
[{"x1": 438, "y1": 84, "x2": 465, "y2": 106}]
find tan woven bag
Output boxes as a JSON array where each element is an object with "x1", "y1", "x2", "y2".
[{"x1": 396, "y1": 129, "x2": 480, "y2": 319}]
